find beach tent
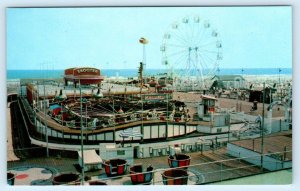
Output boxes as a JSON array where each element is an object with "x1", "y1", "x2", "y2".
[{"x1": 78, "y1": 150, "x2": 103, "y2": 172}]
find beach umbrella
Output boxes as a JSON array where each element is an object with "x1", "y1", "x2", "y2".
[
  {"x1": 49, "y1": 104, "x2": 61, "y2": 110},
  {"x1": 49, "y1": 104, "x2": 62, "y2": 116}
]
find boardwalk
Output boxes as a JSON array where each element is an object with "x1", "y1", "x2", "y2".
[
  {"x1": 6, "y1": 92, "x2": 290, "y2": 185},
  {"x1": 8, "y1": 147, "x2": 263, "y2": 185},
  {"x1": 230, "y1": 132, "x2": 292, "y2": 161}
]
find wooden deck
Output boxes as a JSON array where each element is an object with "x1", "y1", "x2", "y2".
[
  {"x1": 188, "y1": 148, "x2": 263, "y2": 183},
  {"x1": 230, "y1": 131, "x2": 292, "y2": 161}
]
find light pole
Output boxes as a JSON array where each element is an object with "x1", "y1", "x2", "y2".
[
  {"x1": 141, "y1": 94, "x2": 144, "y2": 142},
  {"x1": 61, "y1": 101, "x2": 64, "y2": 143},
  {"x1": 278, "y1": 68, "x2": 282, "y2": 101},
  {"x1": 43, "y1": 83, "x2": 49, "y2": 157},
  {"x1": 139, "y1": 37, "x2": 149, "y2": 69},
  {"x1": 278, "y1": 68, "x2": 282, "y2": 86},
  {"x1": 79, "y1": 81, "x2": 85, "y2": 185},
  {"x1": 41, "y1": 62, "x2": 49, "y2": 158},
  {"x1": 36, "y1": 81, "x2": 42, "y2": 140},
  {"x1": 113, "y1": 98, "x2": 116, "y2": 143},
  {"x1": 260, "y1": 82, "x2": 265, "y2": 172},
  {"x1": 228, "y1": 115, "x2": 230, "y2": 143},
  {"x1": 85, "y1": 101, "x2": 88, "y2": 128},
  {"x1": 166, "y1": 93, "x2": 169, "y2": 140}
]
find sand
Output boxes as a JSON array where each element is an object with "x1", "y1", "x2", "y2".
[{"x1": 173, "y1": 92, "x2": 285, "y2": 118}]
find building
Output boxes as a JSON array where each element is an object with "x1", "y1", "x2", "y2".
[
  {"x1": 64, "y1": 67, "x2": 104, "y2": 87},
  {"x1": 248, "y1": 87, "x2": 274, "y2": 103},
  {"x1": 211, "y1": 75, "x2": 245, "y2": 89}
]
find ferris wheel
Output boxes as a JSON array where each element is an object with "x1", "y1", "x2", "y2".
[{"x1": 160, "y1": 16, "x2": 222, "y2": 89}]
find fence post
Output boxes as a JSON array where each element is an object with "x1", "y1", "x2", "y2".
[
  {"x1": 220, "y1": 162, "x2": 223, "y2": 181},
  {"x1": 284, "y1": 146, "x2": 287, "y2": 161},
  {"x1": 279, "y1": 119, "x2": 282, "y2": 132},
  {"x1": 152, "y1": 169, "x2": 155, "y2": 185}
]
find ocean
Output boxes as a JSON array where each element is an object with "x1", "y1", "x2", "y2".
[{"x1": 6, "y1": 68, "x2": 292, "y2": 80}]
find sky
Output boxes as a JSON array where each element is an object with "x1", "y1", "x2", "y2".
[{"x1": 6, "y1": 6, "x2": 292, "y2": 70}]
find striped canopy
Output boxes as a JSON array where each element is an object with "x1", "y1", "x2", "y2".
[{"x1": 119, "y1": 129, "x2": 143, "y2": 138}]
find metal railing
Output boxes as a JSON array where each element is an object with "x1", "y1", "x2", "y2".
[{"x1": 89, "y1": 150, "x2": 291, "y2": 185}]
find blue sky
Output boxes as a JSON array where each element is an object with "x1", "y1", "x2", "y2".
[{"x1": 6, "y1": 6, "x2": 292, "y2": 70}]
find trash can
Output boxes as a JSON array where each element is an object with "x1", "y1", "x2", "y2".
[
  {"x1": 88, "y1": 180, "x2": 107, "y2": 185},
  {"x1": 52, "y1": 173, "x2": 80, "y2": 185},
  {"x1": 7, "y1": 172, "x2": 15, "y2": 185}
]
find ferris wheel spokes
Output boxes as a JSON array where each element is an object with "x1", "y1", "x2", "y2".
[{"x1": 161, "y1": 15, "x2": 222, "y2": 90}]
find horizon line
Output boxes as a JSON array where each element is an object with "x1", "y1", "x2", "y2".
[{"x1": 7, "y1": 67, "x2": 293, "y2": 70}]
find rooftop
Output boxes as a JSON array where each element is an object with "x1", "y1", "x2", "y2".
[{"x1": 211, "y1": 75, "x2": 245, "y2": 81}]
